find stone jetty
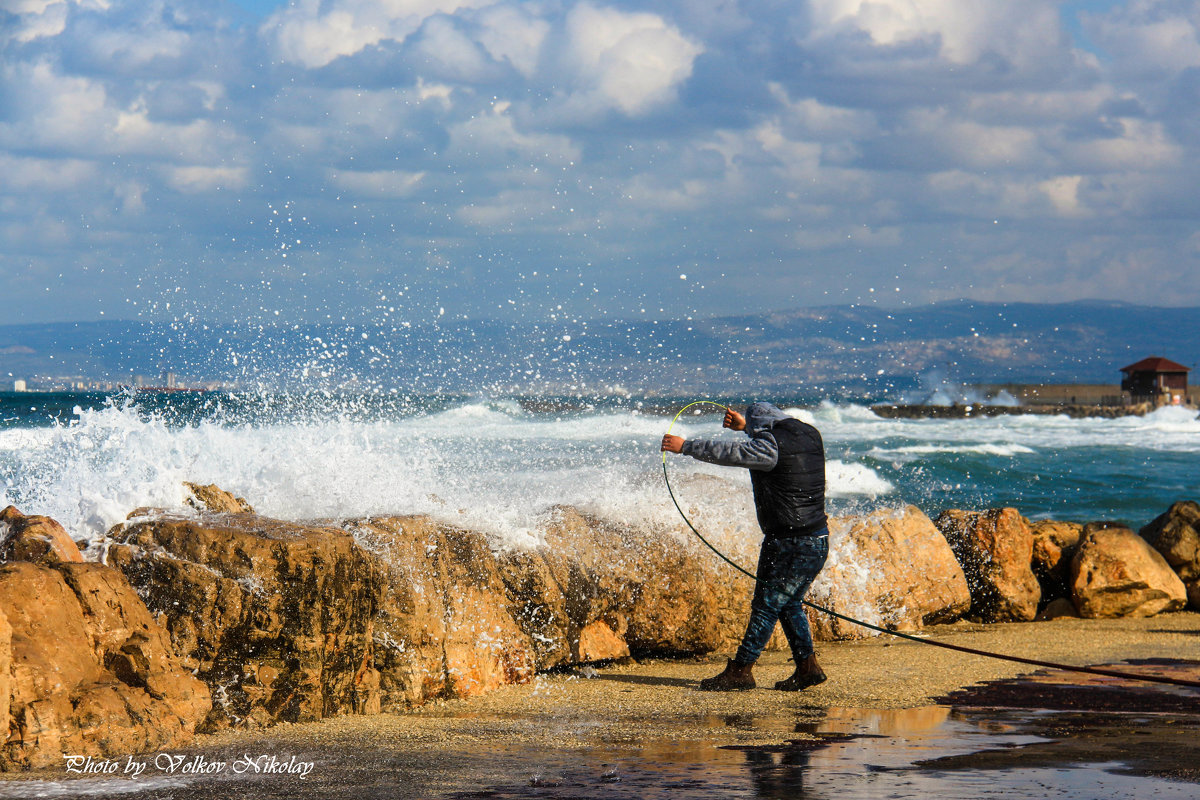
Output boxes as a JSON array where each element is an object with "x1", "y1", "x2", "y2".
[{"x1": 871, "y1": 403, "x2": 1158, "y2": 420}]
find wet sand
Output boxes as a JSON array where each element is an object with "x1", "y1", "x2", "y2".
[
  {"x1": 378, "y1": 611, "x2": 1200, "y2": 746},
  {"x1": 2, "y1": 613, "x2": 1198, "y2": 799}
]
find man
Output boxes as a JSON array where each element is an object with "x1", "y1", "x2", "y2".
[{"x1": 661, "y1": 402, "x2": 828, "y2": 691}]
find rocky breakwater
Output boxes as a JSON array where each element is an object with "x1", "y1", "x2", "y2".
[
  {"x1": 947, "y1": 507, "x2": 1191, "y2": 621},
  {"x1": 871, "y1": 403, "x2": 1154, "y2": 420},
  {"x1": 102, "y1": 501, "x2": 763, "y2": 731},
  {"x1": 7, "y1": 483, "x2": 1115, "y2": 766},
  {"x1": 100, "y1": 493, "x2": 973, "y2": 733},
  {"x1": 0, "y1": 506, "x2": 210, "y2": 769}
]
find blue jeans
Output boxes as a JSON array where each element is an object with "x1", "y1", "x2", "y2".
[{"x1": 733, "y1": 532, "x2": 828, "y2": 666}]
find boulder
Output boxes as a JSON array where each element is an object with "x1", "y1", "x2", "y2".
[
  {"x1": 182, "y1": 482, "x2": 255, "y2": 514},
  {"x1": 1070, "y1": 526, "x2": 1187, "y2": 618},
  {"x1": 1029, "y1": 520, "x2": 1084, "y2": 601},
  {"x1": 806, "y1": 506, "x2": 971, "y2": 640},
  {"x1": 934, "y1": 508, "x2": 1041, "y2": 622},
  {"x1": 1140, "y1": 501, "x2": 1200, "y2": 609},
  {"x1": 576, "y1": 620, "x2": 630, "y2": 662},
  {"x1": 352, "y1": 515, "x2": 538, "y2": 708},
  {"x1": 57, "y1": 562, "x2": 211, "y2": 727},
  {"x1": 0, "y1": 505, "x2": 84, "y2": 566},
  {"x1": 0, "y1": 560, "x2": 210, "y2": 770}
]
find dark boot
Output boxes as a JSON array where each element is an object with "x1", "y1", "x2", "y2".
[
  {"x1": 698, "y1": 659, "x2": 756, "y2": 691},
  {"x1": 774, "y1": 653, "x2": 826, "y2": 691}
]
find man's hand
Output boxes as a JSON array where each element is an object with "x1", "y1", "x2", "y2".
[
  {"x1": 723, "y1": 408, "x2": 746, "y2": 431},
  {"x1": 661, "y1": 434, "x2": 685, "y2": 454}
]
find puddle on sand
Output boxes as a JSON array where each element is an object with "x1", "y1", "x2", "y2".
[
  {"x1": 1, "y1": 662, "x2": 1197, "y2": 799},
  {"x1": 0, "y1": 707, "x2": 1195, "y2": 800},
  {"x1": 440, "y1": 705, "x2": 1199, "y2": 800},
  {"x1": 443, "y1": 661, "x2": 1200, "y2": 800}
]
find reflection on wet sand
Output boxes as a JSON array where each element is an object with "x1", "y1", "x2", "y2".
[
  {"x1": 814, "y1": 705, "x2": 951, "y2": 735},
  {"x1": 713, "y1": 685, "x2": 1200, "y2": 800}
]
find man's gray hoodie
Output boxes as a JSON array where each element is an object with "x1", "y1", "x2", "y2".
[{"x1": 681, "y1": 402, "x2": 827, "y2": 537}]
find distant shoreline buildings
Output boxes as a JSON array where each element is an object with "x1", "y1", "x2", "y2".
[
  {"x1": 6, "y1": 371, "x2": 232, "y2": 393},
  {"x1": 972, "y1": 356, "x2": 1193, "y2": 409}
]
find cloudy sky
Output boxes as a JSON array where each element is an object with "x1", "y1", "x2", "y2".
[{"x1": 3, "y1": 0, "x2": 1200, "y2": 326}]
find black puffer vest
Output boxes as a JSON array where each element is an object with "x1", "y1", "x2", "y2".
[{"x1": 750, "y1": 418, "x2": 827, "y2": 537}]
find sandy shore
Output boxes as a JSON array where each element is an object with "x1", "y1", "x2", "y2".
[{"x1": 2, "y1": 613, "x2": 1196, "y2": 799}]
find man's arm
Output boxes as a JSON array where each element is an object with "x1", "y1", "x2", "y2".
[
  {"x1": 679, "y1": 434, "x2": 779, "y2": 470},
  {"x1": 660, "y1": 408, "x2": 778, "y2": 470}
]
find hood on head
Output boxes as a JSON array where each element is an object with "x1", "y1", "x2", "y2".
[{"x1": 744, "y1": 402, "x2": 791, "y2": 435}]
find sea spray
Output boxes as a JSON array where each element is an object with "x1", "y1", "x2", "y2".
[{"x1": 1, "y1": 393, "x2": 1196, "y2": 546}]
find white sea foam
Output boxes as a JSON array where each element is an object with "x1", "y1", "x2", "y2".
[
  {"x1": 827, "y1": 459, "x2": 895, "y2": 496},
  {"x1": 805, "y1": 403, "x2": 1200, "y2": 452}
]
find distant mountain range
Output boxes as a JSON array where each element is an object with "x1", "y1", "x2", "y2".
[{"x1": 2, "y1": 300, "x2": 1197, "y2": 399}]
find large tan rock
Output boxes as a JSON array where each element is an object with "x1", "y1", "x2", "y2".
[
  {"x1": 57, "y1": 562, "x2": 211, "y2": 727},
  {"x1": 934, "y1": 508, "x2": 1041, "y2": 622},
  {"x1": 0, "y1": 505, "x2": 84, "y2": 566},
  {"x1": 106, "y1": 505, "x2": 753, "y2": 727},
  {"x1": 576, "y1": 620, "x2": 630, "y2": 662},
  {"x1": 1030, "y1": 520, "x2": 1084, "y2": 601},
  {"x1": 362, "y1": 506, "x2": 739, "y2": 700},
  {"x1": 1140, "y1": 501, "x2": 1200, "y2": 609},
  {"x1": 807, "y1": 506, "x2": 971, "y2": 640},
  {"x1": 1070, "y1": 526, "x2": 1187, "y2": 618},
  {"x1": 353, "y1": 516, "x2": 538, "y2": 706},
  {"x1": 0, "y1": 561, "x2": 210, "y2": 770}
]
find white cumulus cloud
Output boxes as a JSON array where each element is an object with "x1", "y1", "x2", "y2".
[
  {"x1": 475, "y1": 4, "x2": 551, "y2": 78},
  {"x1": 807, "y1": 0, "x2": 1064, "y2": 67},
  {"x1": 1084, "y1": 0, "x2": 1200, "y2": 79},
  {"x1": 266, "y1": 0, "x2": 494, "y2": 68},
  {"x1": 553, "y1": 2, "x2": 703, "y2": 117}
]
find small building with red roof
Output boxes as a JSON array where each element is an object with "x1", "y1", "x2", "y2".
[{"x1": 1120, "y1": 356, "x2": 1191, "y2": 406}]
